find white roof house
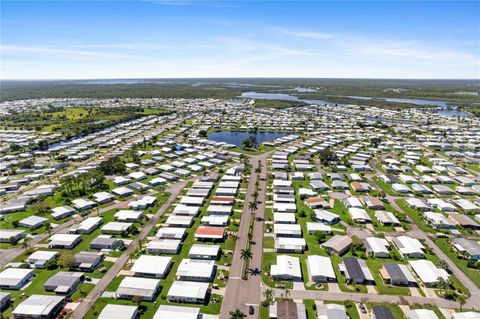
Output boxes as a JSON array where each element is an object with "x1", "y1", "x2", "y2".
[
  {"x1": 201, "y1": 215, "x2": 229, "y2": 226},
  {"x1": 131, "y1": 255, "x2": 172, "y2": 278},
  {"x1": 406, "y1": 198, "x2": 430, "y2": 211},
  {"x1": 167, "y1": 281, "x2": 209, "y2": 303},
  {"x1": 166, "y1": 215, "x2": 194, "y2": 227},
  {"x1": 51, "y1": 205, "x2": 75, "y2": 220},
  {"x1": 348, "y1": 207, "x2": 371, "y2": 223},
  {"x1": 27, "y1": 251, "x2": 59, "y2": 268},
  {"x1": 454, "y1": 199, "x2": 480, "y2": 212},
  {"x1": 271, "y1": 255, "x2": 302, "y2": 280},
  {"x1": 98, "y1": 304, "x2": 139, "y2": 319},
  {"x1": 113, "y1": 176, "x2": 131, "y2": 185},
  {"x1": 179, "y1": 196, "x2": 205, "y2": 206},
  {"x1": 176, "y1": 259, "x2": 215, "y2": 282},
  {"x1": 128, "y1": 171, "x2": 147, "y2": 180},
  {"x1": 317, "y1": 304, "x2": 348, "y2": 319},
  {"x1": 156, "y1": 227, "x2": 186, "y2": 240},
  {"x1": 12, "y1": 295, "x2": 64, "y2": 318},
  {"x1": 153, "y1": 305, "x2": 200, "y2": 319},
  {"x1": 392, "y1": 183, "x2": 411, "y2": 194},
  {"x1": 114, "y1": 210, "x2": 143, "y2": 222},
  {"x1": 19, "y1": 216, "x2": 48, "y2": 229},
  {"x1": 344, "y1": 197, "x2": 363, "y2": 208},
  {"x1": 312, "y1": 209, "x2": 339, "y2": 224},
  {"x1": 206, "y1": 205, "x2": 232, "y2": 215},
  {"x1": 364, "y1": 237, "x2": 390, "y2": 258},
  {"x1": 93, "y1": 191, "x2": 114, "y2": 204},
  {"x1": 146, "y1": 239, "x2": 181, "y2": 255},
  {"x1": 375, "y1": 211, "x2": 401, "y2": 226},
  {"x1": 0, "y1": 268, "x2": 34, "y2": 290},
  {"x1": 407, "y1": 309, "x2": 439, "y2": 319},
  {"x1": 306, "y1": 222, "x2": 332, "y2": 234},
  {"x1": 427, "y1": 198, "x2": 456, "y2": 212},
  {"x1": 273, "y1": 202, "x2": 297, "y2": 213},
  {"x1": 71, "y1": 217, "x2": 102, "y2": 234},
  {"x1": 48, "y1": 233, "x2": 81, "y2": 249},
  {"x1": 112, "y1": 187, "x2": 134, "y2": 197},
  {"x1": 275, "y1": 237, "x2": 306, "y2": 253},
  {"x1": 307, "y1": 255, "x2": 336, "y2": 282},
  {"x1": 392, "y1": 236, "x2": 425, "y2": 258},
  {"x1": 188, "y1": 244, "x2": 220, "y2": 260},
  {"x1": 173, "y1": 205, "x2": 200, "y2": 216},
  {"x1": 409, "y1": 259, "x2": 449, "y2": 287},
  {"x1": 116, "y1": 276, "x2": 160, "y2": 301},
  {"x1": 273, "y1": 213, "x2": 296, "y2": 224},
  {"x1": 273, "y1": 224, "x2": 302, "y2": 237},
  {"x1": 101, "y1": 222, "x2": 132, "y2": 234},
  {"x1": 423, "y1": 211, "x2": 455, "y2": 229},
  {"x1": 452, "y1": 312, "x2": 480, "y2": 319},
  {"x1": 72, "y1": 198, "x2": 96, "y2": 211}
]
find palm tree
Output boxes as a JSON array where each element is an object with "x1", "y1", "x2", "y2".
[
  {"x1": 457, "y1": 294, "x2": 467, "y2": 310},
  {"x1": 240, "y1": 248, "x2": 253, "y2": 262},
  {"x1": 284, "y1": 289, "x2": 290, "y2": 298},
  {"x1": 252, "y1": 190, "x2": 259, "y2": 201},
  {"x1": 229, "y1": 309, "x2": 246, "y2": 319},
  {"x1": 263, "y1": 288, "x2": 275, "y2": 301},
  {"x1": 44, "y1": 222, "x2": 52, "y2": 237},
  {"x1": 22, "y1": 238, "x2": 31, "y2": 254},
  {"x1": 129, "y1": 252, "x2": 136, "y2": 265},
  {"x1": 248, "y1": 200, "x2": 257, "y2": 217}
]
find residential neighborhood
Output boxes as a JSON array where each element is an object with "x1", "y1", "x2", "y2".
[{"x1": 0, "y1": 96, "x2": 479, "y2": 319}]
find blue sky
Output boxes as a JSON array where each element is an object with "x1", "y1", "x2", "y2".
[{"x1": 1, "y1": 0, "x2": 479, "y2": 79}]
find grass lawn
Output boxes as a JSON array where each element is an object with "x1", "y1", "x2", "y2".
[
  {"x1": 330, "y1": 255, "x2": 367, "y2": 294},
  {"x1": 396, "y1": 199, "x2": 437, "y2": 234},
  {"x1": 435, "y1": 238, "x2": 480, "y2": 289},
  {"x1": 262, "y1": 252, "x2": 293, "y2": 289},
  {"x1": 366, "y1": 258, "x2": 411, "y2": 296}
]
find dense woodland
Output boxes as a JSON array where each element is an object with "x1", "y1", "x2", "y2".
[{"x1": 1, "y1": 78, "x2": 479, "y2": 115}]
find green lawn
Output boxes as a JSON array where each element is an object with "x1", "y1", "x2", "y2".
[
  {"x1": 396, "y1": 199, "x2": 437, "y2": 234},
  {"x1": 435, "y1": 238, "x2": 480, "y2": 288}
]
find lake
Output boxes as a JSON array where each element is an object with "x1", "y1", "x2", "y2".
[
  {"x1": 208, "y1": 130, "x2": 288, "y2": 147},
  {"x1": 337, "y1": 95, "x2": 453, "y2": 107},
  {"x1": 435, "y1": 109, "x2": 470, "y2": 118},
  {"x1": 239, "y1": 91, "x2": 344, "y2": 106}
]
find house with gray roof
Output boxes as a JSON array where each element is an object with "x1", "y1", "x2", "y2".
[
  {"x1": 44, "y1": 271, "x2": 84, "y2": 296},
  {"x1": 380, "y1": 262, "x2": 416, "y2": 286},
  {"x1": 73, "y1": 251, "x2": 104, "y2": 271}
]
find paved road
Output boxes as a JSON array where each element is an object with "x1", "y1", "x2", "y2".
[
  {"x1": 220, "y1": 153, "x2": 270, "y2": 319},
  {"x1": 269, "y1": 288, "x2": 460, "y2": 309},
  {"x1": 70, "y1": 180, "x2": 189, "y2": 319}
]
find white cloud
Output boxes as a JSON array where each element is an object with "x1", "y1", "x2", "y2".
[
  {"x1": 0, "y1": 45, "x2": 145, "y2": 60},
  {"x1": 272, "y1": 27, "x2": 335, "y2": 40}
]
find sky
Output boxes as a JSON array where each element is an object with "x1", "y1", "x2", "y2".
[{"x1": 1, "y1": 0, "x2": 479, "y2": 79}]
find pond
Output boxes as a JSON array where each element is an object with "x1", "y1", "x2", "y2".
[{"x1": 208, "y1": 130, "x2": 288, "y2": 147}]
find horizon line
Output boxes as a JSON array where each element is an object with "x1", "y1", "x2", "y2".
[{"x1": 1, "y1": 76, "x2": 479, "y2": 81}]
